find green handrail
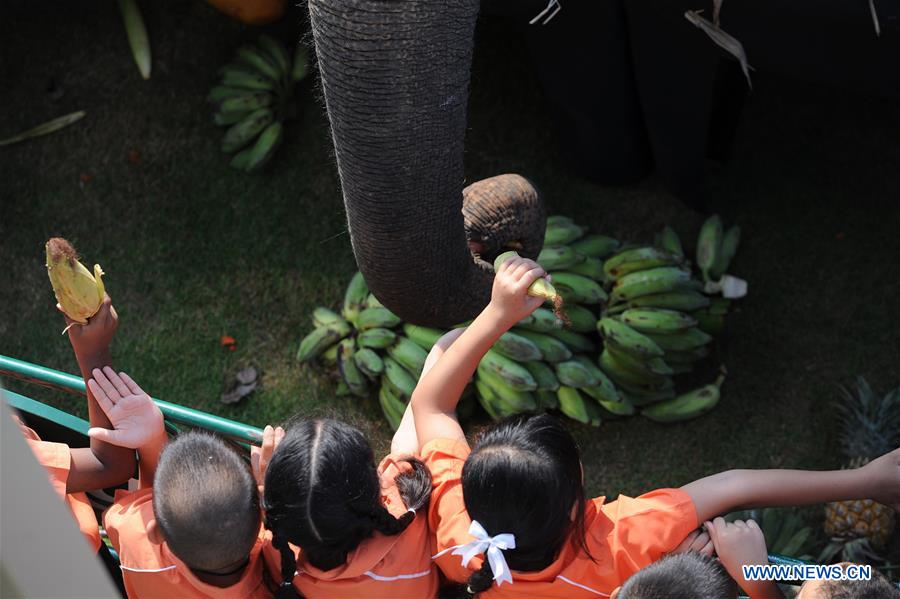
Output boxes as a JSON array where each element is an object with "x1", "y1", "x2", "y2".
[{"x1": 0, "y1": 354, "x2": 262, "y2": 444}]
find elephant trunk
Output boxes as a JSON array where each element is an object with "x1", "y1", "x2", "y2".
[{"x1": 308, "y1": 0, "x2": 542, "y2": 327}]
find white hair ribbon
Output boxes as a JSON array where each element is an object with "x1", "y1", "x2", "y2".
[{"x1": 432, "y1": 520, "x2": 517, "y2": 586}]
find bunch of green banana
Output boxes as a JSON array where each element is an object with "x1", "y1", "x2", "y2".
[
  {"x1": 209, "y1": 35, "x2": 310, "y2": 172},
  {"x1": 641, "y1": 372, "x2": 726, "y2": 423},
  {"x1": 695, "y1": 214, "x2": 742, "y2": 283}
]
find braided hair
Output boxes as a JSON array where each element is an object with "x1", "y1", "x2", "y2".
[{"x1": 263, "y1": 419, "x2": 431, "y2": 598}]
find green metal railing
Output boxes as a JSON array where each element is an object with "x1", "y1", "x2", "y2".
[{"x1": 0, "y1": 354, "x2": 262, "y2": 445}]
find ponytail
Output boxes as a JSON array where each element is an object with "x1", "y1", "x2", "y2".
[
  {"x1": 270, "y1": 528, "x2": 302, "y2": 599},
  {"x1": 395, "y1": 456, "x2": 432, "y2": 514}
]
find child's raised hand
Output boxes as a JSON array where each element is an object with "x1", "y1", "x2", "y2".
[
  {"x1": 86, "y1": 367, "x2": 165, "y2": 449},
  {"x1": 64, "y1": 295, "x2": 118, "y2": 360},
  {"x1": 250, "y1": 424, "x2": 285, "y2": 490},
  {"x1": 861, "y1": 448, "x2": 900, "y2": 511},
  {"x1": 706, "y1": 518, "x2": 774, "y2": 596},
  {"x1": 489, "y1": 256, "x2": 547, "y2": 327}
]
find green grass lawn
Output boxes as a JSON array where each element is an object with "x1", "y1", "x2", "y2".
[{"x1": 2, "y1": 0, "x2": 899, "y2": 558}]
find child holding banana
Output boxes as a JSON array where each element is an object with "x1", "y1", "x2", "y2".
[{"x1": 410, "y1": 254, "x2": 900, "y2": 597}]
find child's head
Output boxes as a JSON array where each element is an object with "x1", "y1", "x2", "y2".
[
  {"x1": 461, "y1": 413, "x2": 586, "y2": 593},
  {"x1": 798, "y1": 565, "x2": 898, "y2": 598},
  {"x1": 613, "y1": 552, "x2": 738, "y2": 599},
  {"x1": 263, "y1": 419, "x2": 431, "y2": 591},
  {"x1": 152, "y1": 431, "x2": 260, "y2": 573}
]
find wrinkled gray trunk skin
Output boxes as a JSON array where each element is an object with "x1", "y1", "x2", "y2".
[{"x1": 309, "y1": 0, "x2": 500, "y2": 327}]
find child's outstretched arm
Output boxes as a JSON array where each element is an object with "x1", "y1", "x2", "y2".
[
  {"x1": 706, "y1": 517, "x2": 785, "y2": 599},
  {"x1": 682, "y1": 448, "x2": 900, "y2": 523},
  {"x1": 411, "y1": 257, "x2": 546, "y2": 446},
  {"x1": 64, "y1": 297, "x2": 137, "y2": 491},
  {"x1": 86, "y1": 368, "x2": 166, "y2": 488}
]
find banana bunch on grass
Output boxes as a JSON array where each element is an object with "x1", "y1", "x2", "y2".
[{"x1": 208, "y1": 35, "x2": 309, "y2": 172}]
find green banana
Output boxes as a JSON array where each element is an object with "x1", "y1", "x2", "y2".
[
  {"x1": 625, "y1": 290, "x2": 710, "y2": 312},
  {"x1": 219, "y1": 66, "x2": 276, "y2": 91},
  {"x1": 214, "y1": 110, "x2": 251, "y2": 126},
  {"x1": 599, "y1": 349, "x2": 673, "y2": 392},
  {"x1": 523, "y1": 361, "x2": 560, "y2": 391},
  {"x1": 387, "y1": 337, "x2": 428, "y2": 377},
  {"x1": 603, "y1": 246, "x2": 683, "y2": 280},
  {"x1": 297, "y1": 324, "x2": 350, "y2": 362},
  {"x1": 555, "y1": 360, "x2": 598, "y2": 388},
  {"x1": 693, "y1": 312, "x2": 726, "y2": 336},
  {"x1": 557, "y1": 386, "x2": 591, "y2": 424},
  {"x1": 477, "y1": 365, "x2": 537, "y2": 411},
  {"x1": 656, "y1": 226, "x2": 684, "y2": 258},
  {"x1": 595, "y1": 395, "x2": 636, "y2": 418},
  {"x1": 511, "y1": 330, "x2": 572, "y2": 363},
  {"x1": 475, "y1": 380, "x2": 511, "y2": 420},
  {"x1": 221, "y1": 108, "x2": 274, "y2": 153},
  {"x1": 572, "y1": 356, "x2": 620, "y2": 404},
  {"x1": 235, "y1": 44, "x2": 282, "y2": 82},
  {"x1": 208, "y1": 85, "x2": 251, "y2": 103},
  {"x1": 620, "y1": 388, "x2": 676, "y2": 407},
  {"x1": 342, "y1": 271, "x2": 369, "y2": 323},
  {"x1": 494, "y1": 331, "x2": 543, "y2": 362},
  {"x1": 569, "y1": 234, "x2": 620, "y2": 258},
  {"x1": 218, "y1": 90, "x2": 273, "y2": 114},
  {"x1": 548, "y1": 328, "x2": 597, "y2": 353},
  {"x1": 709, "y1": 225, "x2": 740, "y2": 280},
  {"x1": 550, "y1": 272, "x2": 608, "y2": 305},
  {"x1": 537, "y1": 245, "x2": 583, "y2": 270},
  {"x1": 610, "y1": 266, "x2": 692, "y2": 303},
  {"x1": 357, "y1": 328, "x2": 397, "y2": 349},
  {"x1": 383, "y1": 357, "x2": 417, "y2": 398},
  {"x1": 364, "y1": 293, "x2": 384, "y2": 309},
  {"x1": 291, "y1": 44, "x2": 309, "y2": 82},
  {"x1": 644, "y1": 327, "x2": 713, "y2": 351},
  {"x1": 312, "y1": 306, "x2": 347, "y2": 329},
  {"x1": 606, "y1": 344, "x2": 674, "y2": 377},
  {"x1": 696, "y1": 215, "x2": 723, "y2": 280},
  {"x1": 597, "y1": 317, "x2": 664, "y2": 358},
  {"x1": 536, "y1": 388, "x2": 559, "y2": 410},
  {"x1": 641, "y1": 373, "x2": 725, "y2": 423},
  {"x1": 356, "y1": 307, "x2": 402, "y2": 330},
  {"x1": 621, "y1": 308, "x2": 697, "y2": 334},
  {"x1": 378, "y1": 383, "x2": 406, "y2": 430},
  {"x1": 544, "y1": 222, "x2": 586, "y2": 245},
  {"x1": 546, "y1": 215, "x2": 573, "y2": 227},
  {"x1": 563, "y1": 304, "x2": 598, "y2": 333},
  {"x1": 479, "y1": 350, "x2": 537, "y2": 391},
  {"x1": 566, "y1": 257, "x2": 607, "y2": 282},
  {"x1": 402, "y1": 324, "x2": 446, "y2": 350},
  {"x1": 514, "y1": 308, "x2": 562, "y2": 333},
  {"x1": 257, "y1": 34, "x2": 291, "y2": 78},
  {"x1": 354, "y1": 348, "x2": 384, "y2": 379},
  {"x1": 229, "y1": 121, "x2": 282, "y2": 172},
  {"x1": 337, "y1": 339, "x2": 368, "y2": 397}
]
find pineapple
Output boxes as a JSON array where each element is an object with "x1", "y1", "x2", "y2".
[{"x1": 821, "y1": 377, "x2": 900, "y2": 562}]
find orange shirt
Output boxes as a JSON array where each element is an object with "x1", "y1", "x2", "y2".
[
  {"x1": 21, "y1": 426, "x2": 102, "y2": 551},
  {"x1": 262, "y1": 453, "x2": 441, "y2": 598},
  {"x1": 104, "y1": 488, "x2": 273, "y2": 599},
  {"x1": 423, "y1": 438, "x2": 699, "y2": 598}
]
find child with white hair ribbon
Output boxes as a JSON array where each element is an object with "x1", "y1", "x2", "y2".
[{"x1": 410, "y1": 255, "x2": 900, "y2": 597}]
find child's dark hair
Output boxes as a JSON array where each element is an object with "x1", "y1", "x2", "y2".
[
  {"x1": 263, "y1": 419, "x2": 432, "y2": 599},
  {"x1": 461, "y1": 413, "x2": 588, "y2": 594},
  {"x1": 152, "y1": 431, "x2": 260, "y2": 573},
  {"x1": 616, "y1": 552, "x2": 738, "y2": 599},
  {"x1": 821, "y1": 569, "x2": 900, "y2": 599}
]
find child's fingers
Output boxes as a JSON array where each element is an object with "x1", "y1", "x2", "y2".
[
  {"x1": 704, "y1": 519, "x2": 720, "y2": 544},
  {"x1": 103, "y1": 366, "x2": 131, "y2": 398},
  {"x1": 517, "y1": 266, "x2": 546, "y2": 291},
  {"x1": 746, "y1": 519, "x2": 761, "y2": 532},
  {"x1": 87, "y1": 426, "x2": 123, "y2": 447},
  {"x1": 511, "y1": 259, "x2": 536, "y2": 281},
  {"x1": 498, "y1": 256, "x2": 521, "y2": 274},
  {"x1": 118, "y1": 372, "x2": 144, "y2": 397},
  {"x1": 699, "y1": 538, "x2": 715, "y2": 557},
  {"x1": 274, "y1": 426, "x2": 285, "y2": 447},
  {"x1": 87, "y1": 379, "x2": 115, "y2": 413},
  {"x1": 92, "y1": 368, "x2": 121, "y2": 402}
]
